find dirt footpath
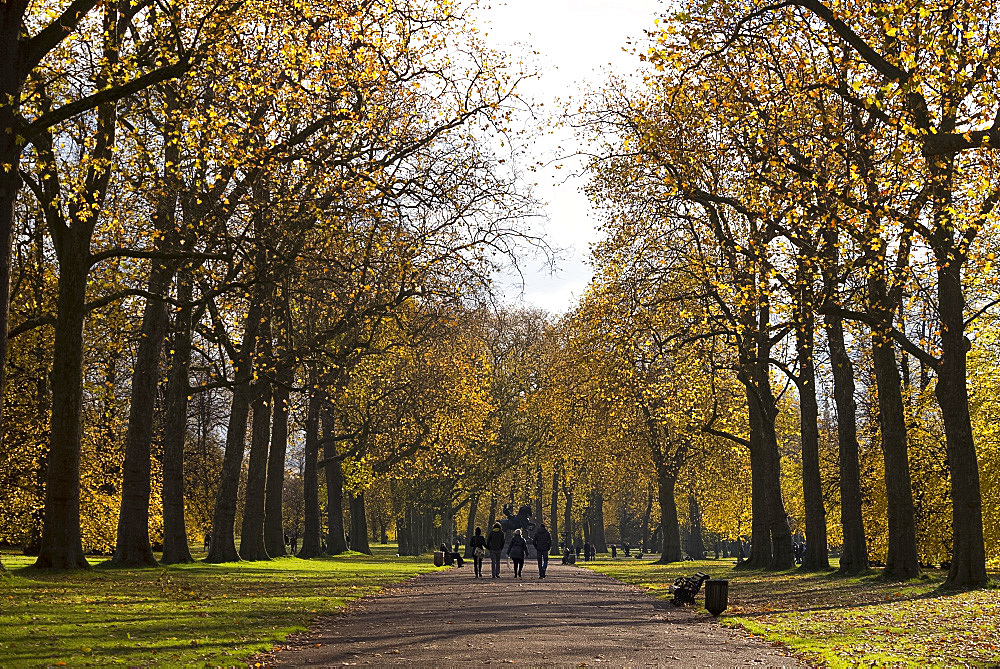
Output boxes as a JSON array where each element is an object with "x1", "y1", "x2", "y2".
[{"x1": 258, "y1": 561, "x2": 804, "y2": 667}]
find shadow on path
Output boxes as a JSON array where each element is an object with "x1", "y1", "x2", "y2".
[{"x1": 256, "y1": 562, "x2": 804, "y2": 667}]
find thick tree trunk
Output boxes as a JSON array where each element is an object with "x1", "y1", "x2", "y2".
[
  {"x1": 36, "y1": 241, "x2": 90, "y2": 569},
  {"x1": 239, "y1": 373, "x2": 272, "y2": 561},
  {"x1": 161, "y1": 275, "x2": 195, "y2": 565},
  {"x1": 534, "y1": 464, "x2": 544, "y2": 527},
  {"x1": 655, "y1": 469, "x2": 682, "y2": 563},
  {"x1": 590, "y1": 489, "x2": 606, "y2": 553},
  {"x1": 641, "y1": 487, "x2": 652, "y2": 553},
  {"x1": 825, "y1": 315, "x2": 868, "y2": 575},
  {"x1": 464, "y1": 496, "x2": 479, "y2": 558},
  {"x1": 298, "y1": 389, "x2": 323, "y2": 558},
  {"x1": 562, "y1": 488, "x2": 574, "y2": 547},
  {"x1": 205, "y1": 299, "x2": 263, "y2": 563},
  {"x1": 487, "y1": 494, "x2": 498, "y2": 534},
  {"x1": 936, "y1": 259, "x2": 987, "y2": 587},
  {"x1": 743, "y1": 393, "x2": 771, "y2": 569},
  {"x1": 0, "y1": 49, "x2": 24, "y2": 572},
  {"x1": 112, "y1": 262, "x2": 173, "y2": 567},
  {"x1": 323, "y1": 413, "x2": 348, "y2": 555},
  {"x1": 263, "y1": 367, "x2": 290, "y2": 558},
  {"x1": 796, "y1": 317, "x2": 829, "y2": 570},
  {"x1": 871, "y1": 330, "x2": 920, "y2": 580},
  {"x1": 687, "y1": 494, "x2": 705, "y2": 560},
  {"x1": 549, "y1": 467, "x2": 559, "y2": 552},
  {"x1": 350, "y1": 492, "x2": 372, "y2": 554}
]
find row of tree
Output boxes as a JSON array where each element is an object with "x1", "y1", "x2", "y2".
[
  {"x1": 563, "y1": 0, "x2": 999, "y2": 588},
  {"x1": 0, "y1": 0, "x2": 548, "y2": 570}
]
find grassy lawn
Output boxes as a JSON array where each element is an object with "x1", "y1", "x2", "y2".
[
  {"x1": 581, "y1": 557, "x2": 1000, "y2": 667},
  {"x1": 0, "y1": 544, "x2": 439, "y2": 667}
]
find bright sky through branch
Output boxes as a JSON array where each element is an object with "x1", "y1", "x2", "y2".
[{"x1": 479, "y1": 0, "x2": 664, "y2": 314}]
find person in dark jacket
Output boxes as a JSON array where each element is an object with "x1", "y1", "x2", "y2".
[
  {"x1": 508, "y1": 529, "x2": 527, "y2": 577},
  {"x1": 533, "y1": 523, "x2": 553, "y2": 578},
  {"x1": 486, "y1": 522, "x2": 506, "y2": 578},
  {"x1": 469, "y1": 527, "x2": 487, "y2": 578}
]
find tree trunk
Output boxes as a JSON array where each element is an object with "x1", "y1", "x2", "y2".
[
  {"x1": 161, "y1": 275, "x2": 195, "y2": 565},
  {"x1": 350, "y1": 492, "x2": 371, "y2": 554},
  {"x1": 464, "y1": 495, "x2": 479, "y2": 558},
  {"x1": 112, "y1": 109, "x2": 182, "y2": 567},
  {"x1": 742, "y1": 310, "x2": 794, "y2": 570},
  {"x1": 825, "y1": 314, "x2": 869, "y2": 575},
  {"x1": 323, "y1": 412, "x2": 348, "y2": 555},
  {"x1": 590, "y1": 489, "x2": 607, "y2": 553},
  {"x1": 239, "y1": 367, "x2": 272, "y2": 561},
  {"x1": 549, "y1": 467, "x2": 559, "y2": 552},
  {"x1": 298, "y1": 389, "x2": 323, "y2": 558},
  {"x1": 487, "y1": 494, "x2": 498, "y2": 533},
  {"x1": 111, "y1": 261, "x2": 173, "y2": 567},
  {"x1": 36, "y1": 238, "x2": 90, "y2": 569},
  {"x1": 870, "y1": 328, "x2": 920, "y2": 580},
  {"x1": 534, "y1": 464, "x2": 544, "y2": 527},
  {"x1": 642, "y1": 487, "x2": 652, "y2": 553},
  {"x1": 205, "y1": 298, "x2": 263, "y2": 563},
  {"x1": 935, "y1": 258, "x2": 987, "y2": 587},
  {"x1": 0, "y1": 33, "x2": 24, "y2": 575},
  {"x1": 655, "y1": 468, "x2": 682, "y2": 563},
  {"x1": 796, "y1": 312, "x2": 829, "y2": 571},
  {"x1": 688, "y1": 494, "x2": 705, "y2": 560},
  {"x1": 263, "y1": 367, "x2": 290, "y2": 558},
  {"x1": 563, "y1": 488, "x2": 574, "y2": 547}
]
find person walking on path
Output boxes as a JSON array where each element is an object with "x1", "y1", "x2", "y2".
[
  {"x1": 533, "y1": 522, "x2": 552, "y2": 578},
  {"x1": 469, "y1": 527, "x2": 487, "y2": 578},
  {"x1": 486, "y1": 522, "x2": 505, "y2": 578},
  {"x1": 508, "y1": 529, "x2": 527, "y2": 577}
]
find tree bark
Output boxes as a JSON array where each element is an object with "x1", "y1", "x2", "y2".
[
  {"x1": 562, "y1": 487, "x2": 574, "y2": 547},
  {"x1": 205, "y1": 298, "x2": 263, "y2": 563},
  {"x1": 935, "y1": 257, "x2": 987, "y2": 587},
  {"x1": 641, "y1": 487, "x2": 652, "y2": 553},
  {"x1": 796, "y1": 310, "x2": 829, "y2": 571},
  {"x1": 871, "y1": 328, "x2": 920, "y2": 580},
  {"x1": 323, "y1": 411, "x2": 348, "y2": 555},
  {"x1": 590, "y1": 489, "x2": 606, "y2": 553},
  {"x1": 160, "y1": 274, "x2": 195, "y2": 565},
  {"x1": 36, "y1": 235, "x2": 90, "y2": 569},
  {"x1": 111, "y1": 260, "x2": 173, "y2": 567},
  {"x1": 263, "y1": 366, "x2": 290, "y2": 558},
  {"x1": 655, "y1": 468, "x2": 682, "y2": 563},
  {"x1": 549, "y1": 467, "x2": 559, "y2": 552},
  {"x1": 0, "y1": 8, "x2": 28, "y2": 572},
  {"x1": 464, "y1": 495, "x2": 479, "y2": 558},
  {"x1": 534, "y1": 464, "x2": 544, "y2": 528},
  {"x1": 298, "y1": 388, "x2": 323, "y2": 558},
  {"x1": 487, "y1": 494, "x2": 498, "y2": 534},
  {"x1": 825, "y1": 315, "x2": 869, "y2": 575},
  {"x1": 239, "y1": 361, "x2": 272, "y2": 561},
  {"x1": 350, "y1": 492, "x2": 371, "y2": 554},
  {"x1": 687, "y1": 494, "x2": 705, "y2": 559}
]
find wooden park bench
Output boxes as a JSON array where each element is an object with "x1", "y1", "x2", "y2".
[{"x1": 669, "y1": 571, "x2": 710, "y2": 606}]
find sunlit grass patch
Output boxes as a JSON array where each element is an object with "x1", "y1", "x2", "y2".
[
  {"x1": 582, "y1": 558, "x2": 1000, "y2": 667},
  {"x1": 0, "y1": 547, "x2": 439, "y2": 667}
]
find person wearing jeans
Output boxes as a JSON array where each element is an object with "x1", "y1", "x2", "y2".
[
  {"x1": 470, "y1": 527, "x2": 487, "y2": 578},
  {"x1": 533, "y1": 522, "x2": 553, "y2": 578},
  {"x1": 486, "y1": 522, "x2": 505, "y2": 578}
]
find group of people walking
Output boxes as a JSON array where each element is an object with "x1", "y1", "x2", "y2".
[{"x1": 468, "y1": 521, "x2": 554, "y2": 579}]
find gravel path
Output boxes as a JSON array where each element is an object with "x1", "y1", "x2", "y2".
[{"x1": 258, "y1": 561, "x2": 805, "y2": 667}]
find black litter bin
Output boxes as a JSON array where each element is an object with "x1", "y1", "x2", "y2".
[{"x1": 705, "y1": 579, "x2": 729, "y2": 616}]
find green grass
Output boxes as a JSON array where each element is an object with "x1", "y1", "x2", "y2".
[
  {"x1": 0, "y1": 544, "x2": 440, "y2": 667},
  {"x1": 581, "y1": 557, "x2": 1000, "y2": 667}
]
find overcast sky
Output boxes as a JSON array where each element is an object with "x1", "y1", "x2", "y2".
[{"x1": 478, "y1": 0, "x2": 665, "y2": 315}]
